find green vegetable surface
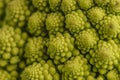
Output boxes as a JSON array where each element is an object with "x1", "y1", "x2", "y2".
[{"x1": 1, "y1": 0, "x2": 120, "y2": 80}]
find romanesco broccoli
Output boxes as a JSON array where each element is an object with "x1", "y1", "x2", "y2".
[{"x1": 1, "y1": 0, "x2": 120, "y2": 80}]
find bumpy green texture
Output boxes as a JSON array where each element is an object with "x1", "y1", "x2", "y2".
[
  {"x1": 61, "y1": 56, "x2": 90, "y2": 80},
  {"x1": 0, "y1": 25, "x2": 28, "y2": 79},
  {"x1": 87, "y1": 7, "x2": 106, "y2": 25},
  {"x1": 96, "y1": 15, "x2": 120, "y2": 39},
  {"x1": 47, "y1": 32, "x2": 75, "y2": 64},
  {"x1": 87, "y1": 75, "x2": 95, "y2": 80},
  {"x1": 5, "y1": 0, "x2": 30, "y2": 27},
  {"x1": 0, "y1": 0, "x2": 12, "y2": 19},
  {"x1": 46, "y1": 12, "x2": 65, "y2": 34},
  {"x1": 95, "y1": 76, "x2": 105, "y2": 80},
  {"x1": 48, "y1": 0, "x2": 61, "y2": 11},
  {"x1": 0, "y1": 0, "x2": 4, "y2": 18},
  {"x1": 106, "y1": 70, "x2": 119, "y2": 80},
  {"x1": 24, "y1": 37, "x2": 46, "y2": 65},
  {"x1": 60, "y1": 0, "x2": 78, "y2": 14},
  {"x1": 94, "y1": 0, "x2": 110, "y2": 7},
  {"x1": 89, "y1": 40, "x2": 120, "y2": 74},
  {"x1": 107, "y1": 0, "x2": 120, "y2": 15},
  {"x1": 77, "y1": 0, "x2": 93, "y2": 10},
  {"x1": 32, "y1": 0, "x2": 49, "y2": 12},
  {"x1": 65, "y1": 10, "x2": 88, "y2": 35},
  {"x1": 87, "y1": 75, "x2": 105, "y2": 80},
  {"x1": 21, "y1": 60, "x2": 60, "y2": 80},
  {"x1": 27, "y1": 11, "x2": 47, "y2": 36},
  {"x1": 0, "y1": 69, "x2": 11, "y2": 80},
  {"x1": 86, "y1": 75, "x2": 105, "y2": 80},
  {"x1": 75, "y1": 29, "x2": 98, "y2": 54},
  {"x1": 116, "y1": 15, "x2": 120, "y2": 25},
  {"x1": 2, "y1": 0, "x2": 120, "y2": 79},
  {"x1": 0, "y1": 0, "x2": 13, "y2": 25}
]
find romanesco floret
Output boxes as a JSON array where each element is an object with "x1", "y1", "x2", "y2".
[
  {"x1": 96, "y1": 15, "x2": 120, "y2": 39},
  {"x1": 77, "y1": 0, "x2": 93, "y2": 10},
  {"x1": 61, "y1": 56, "x2": 90, "y2": 80},
  {"x1": 0, "y1": 25, "x2": 28, "y2": 79},
  {"x1": 96, "y1": 76, "x2": 105, "y2": 80},
  {"x1": 46, "y1": 12, "x2": 65, "y2": 34},
  {"x1": 48, "y1": 0, "x2": 61, "y2": 11},
  {"x1": 87, "y1": 7, "x2": 106, "y2": 25},
  {"x1": 107, "y1": 0, "x2": 120, "y2": 15},
  {"x1": 47, "y1": 32, "x2": 75, "y2": 64},
  {"x1": 24, "y1": 36, "x2": 47, "y2": 65},
  {"x1": 60, "y1": 0, "x2": 78, "y2": 14},
  {"x1": 87, "y1": 75, "x2": 95, "y2": 80},
  {"x1": 75, "y1": 29, "x2": 99, "y2": 54},
  {"x1": 106, "y1": 69, "x2": 119, "y2": 80},
  {"x1": 94, "y1": 0, "x2": 110, "y2": 7},
  {"x1": 5, "y1": 0, "x2": 31, "y2": 27},
  {"x1": 27, "y1": 11, "x2": 47, "y2": 36},
  {"x1": 87, "y1": 75, "x2": 105, "y2": 80},
  {"x1": 21, "y1": 60, "x2": 60, "y2": 80},
  {"x1": 0, "y1": 69, "x2": 12, "y2": 80},
  {"x1": 32, "y1": 0, "x2": 49, "y2": 12},
  {"x1": 65, "y1": 10, "x2": 86, "y2": 35},
  {"x1": 89, "y1": 40, "x2": 120, "y2": 74}
]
